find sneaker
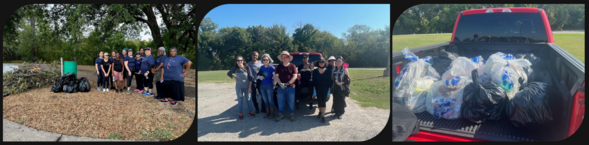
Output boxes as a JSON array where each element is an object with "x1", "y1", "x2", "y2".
[
  {"x1": 289, "y1": 113, "x2": 295, "y2": 122},
  {"x1": 142, "y1": 92, "x2": 148, "y2": 96},
  {"x1": 239, "y1": 113, "x2": 243, "y2": 119},
  {"x1": 126, "y1": 90, "x2": 132, "y2": 94},
  {"x1": 116, "y1": 90, "x2": 119, "y2": 93},
  {"x1": 137, "y1": 90, "x2": 143, "y2": 93},
  {"x1": 170, "y1": 101, "x2": 177, "y2": 106},
  {"x1": 103, "y1": 89, "x2": 106, "y2": 92},
  {"x1": 160, "y1": 99, "x2": 169, "y2": 103},
  {"x1": 147, "y1": 93, "x2": 154, "y2": 97},
  {"x1": 275, "y1": 113, "x2": 284, "y2": 122},
  {"x1": 134, "y1": 89, "x2": 139, "y2": 92},
  {"x1": 249, "y1": 111, "x2": 255, "y2": 117},
  {"x1": 321, "y1": 116, "x2": 326, "y2": 123},
  {"x1": 106, "y1": 89, "x2": 109, "y2": 92},
  {"x1": 97, "y1": 87, "x2": 101, "y2": 91}
]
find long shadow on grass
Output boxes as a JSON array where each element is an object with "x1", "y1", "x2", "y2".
[{"x1": 197, "y1": 97, "x2": 334, "y2": 139}]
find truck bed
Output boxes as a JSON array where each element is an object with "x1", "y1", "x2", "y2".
[{"x1": 393, "y1": 42, "x2": 583, "y2": 141}]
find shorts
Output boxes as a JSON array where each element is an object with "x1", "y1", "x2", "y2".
[{"x1": 113, "y1": 71, "x2": 124, "y2": 81}]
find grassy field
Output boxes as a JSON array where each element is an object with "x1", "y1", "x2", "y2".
[
  {"x1": 392, "y1": 33, "x2": 585, "y2": 63},
  {"x1": 198, "y1": 69, "x2": 391, "y2": 109}
]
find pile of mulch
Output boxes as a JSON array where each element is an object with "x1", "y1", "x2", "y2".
[{"x1": 2, "y1": 80, "x2": 195, "y2": 141}]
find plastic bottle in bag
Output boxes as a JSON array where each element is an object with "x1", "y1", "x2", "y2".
[
  {"x1": 426, "y1": 76, "x2": 472, "y2": 119},
  {"x1": 440, "y1": 56, "x2": 485, "y2": 80},
  {"x1": 394, "y1": 76, "x2": 438, "y2": 113},
  {"x1": 479, "y1": 52, "x2": 532, "y2": 98}
]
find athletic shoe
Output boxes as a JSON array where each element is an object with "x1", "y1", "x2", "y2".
[
  {"x1": 134, "y1": 89, "x2": 139, "y2": 92},
  {"x1": 137, "y1": 90, "x2": 143, "y2": 93},
  {"x1": 106, "y1": 89, "x2": 109, "y2": 92},
  {"x1": 97, "y1": 87, "x2": 101, "y2": 91},
  {"x1": 116, "y1": 90, "x2": 119, "y2": 93},
  {"x1": 170, "y1": 101, "x2": 177, "y2": 106},
  {"x1": 126, "y1": 90, "x2": 132, "y2": 94},
  {"x1": 160, "y1": 99, "x2": 169, "y2": 103},
  {"x1": 142, "y1": 92, "x2": 148, "y2": 96},
  {"x1": 147, "y1": 93, "x2": 154, "y2": 97},
  {"x1": 103, "y1": 89, "x2": 106, "y2": 92}
]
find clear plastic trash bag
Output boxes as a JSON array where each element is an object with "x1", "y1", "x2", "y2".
[
  {"x1": 479, "y1": 52, "x2": 532, "y2": 99},
  {"x1": 440, "y1": 56, "x2": 485, "y2": 80},
  {"x1": 426, "y1": 76, "x2": 472, "y2": 119},
  {"x1": 394, "y1": 47, "x2": 440, "y2": 90},
  {"x1": 393, "y1": 76, "x2": 438, "y2": 113}
]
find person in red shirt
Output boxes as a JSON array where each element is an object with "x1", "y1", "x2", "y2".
[{"x1": 274, "y1": 51, "x2": 298, "y2": 122}]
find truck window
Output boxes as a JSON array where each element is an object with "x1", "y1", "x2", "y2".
[{"x1": 454, "y1": 13, "x2": 548, "y2": 43}]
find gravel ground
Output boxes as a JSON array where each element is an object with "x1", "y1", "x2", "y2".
[{"x1": 197, "y1": 83, "x2": 390, "y2": 141}]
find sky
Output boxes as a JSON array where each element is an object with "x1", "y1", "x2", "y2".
[{"x1": 203, "y1": 4, "x2": 390, "y2": 38}]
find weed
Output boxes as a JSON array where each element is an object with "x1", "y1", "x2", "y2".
[{"x1": 107, "y1": 132, "x2": 123, "y2": 140}]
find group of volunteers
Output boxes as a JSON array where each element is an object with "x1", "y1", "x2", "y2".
[
  {"x1": 227, "y1": 51, "x2": 351, "y2": 123},
  {"x1": 95, "y1": 47, "x2": 192, "y2": 106}
]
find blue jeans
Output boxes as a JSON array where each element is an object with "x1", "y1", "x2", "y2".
[
  {"x1": 260, "y1": 84, "x2": 275, "y2": 108},
  {"x1": 236, "y1": 87, "x2": 254, "y2": 113},
  {"x1": 277, "y1": 86, "x2": 295, "y2": 114}
]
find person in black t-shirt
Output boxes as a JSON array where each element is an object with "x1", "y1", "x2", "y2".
[
  {"x1": 113, "y1": 52, "x2": 125, "y2": 93},
  {"x1": 296, "y1": 53, "x2": 314, "y2": 110},
  {"x1": 101, "y1": 53, "x2": 112, "y2": 92}
]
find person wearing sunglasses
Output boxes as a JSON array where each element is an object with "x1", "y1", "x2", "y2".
[
  {"x1": 256, "y1": 53, "x2": 276, "y2": 119},
  {"x1": 247, "y1": 51, "x2": 265, "y2": 114},
  {"x1": 134, "y1": 51, "x2": 144, "y2": 93},
  {"x1": 310, "y1": 57, "x2": 332, "y2": 123},
  {"x1": 296, "y1": 53, "x2": 314, "y2": 110},
  {"x1": 227, "y1": 55, "x2": 256, "y2": 119},
  {"x1": 274, "y1": 51, "x2": 298, "y2": 122},
  {"x1": 101, "y1": 53, "x2": 112, "y2": 92},
  {"x1": 331, "y1": 56, "x2": 350, "y2": 119}
]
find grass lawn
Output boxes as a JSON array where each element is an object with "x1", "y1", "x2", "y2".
[
  {"x1": 392, "y1": 33, "x2": 585, "y2": 63},
  {"x1": 198, "y1": 69, "x2": 391, "y2": 109}
]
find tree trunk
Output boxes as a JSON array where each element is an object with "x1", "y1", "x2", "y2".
[
  {"x1": 29, "y1": 8, "x2": 37, "y2": 60},
  {"x1": 142, "y1": 5, "x2": 164, "y2": 47}
]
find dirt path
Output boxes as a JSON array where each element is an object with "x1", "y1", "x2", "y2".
[{"x1": 197, "y1": 83, "x2": 390, "y2": 141}]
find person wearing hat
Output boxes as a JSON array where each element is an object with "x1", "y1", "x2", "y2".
[
  {"x1": 140, "y1": 47, "x2": 156, "y2": 97},
  {"x1": 124, "y1": 49, "x2": 136, "y2": 94},
  {"x1": 95, "y1": 51, "x2": 105, "y2": 91},
  {"x1": 134, "y1": 51, "x2": 144, "y2": 93},
  {"x1": 274, "y1": 51, "x2": 298, "y2": 122},
  {"x1": 101, "y1": 52, "x2": 112, "y2": 92},
  {"x1": 326, "y1": 56, "x2": 336, "y2": 101},
  {"x1": 310, "y1": 57, "x2": 332, "y2": 123},
  {"x1": 296, "y1": 53, "x2": 314, "y2": 110},
  {"x1": 256, "y1": 53, "x2": 276, "y2": 119}
]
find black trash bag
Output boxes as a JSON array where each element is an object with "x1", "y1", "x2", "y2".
[
  {"x1": 431, "y1": 50, "x2": 460, "y2": 75},
  {"x1": 78, "y1": 77, "x2": 91, "y2": 92},
  {"x1": 393, "y1": 102, "x2": 420, "y2": 141},
  {"x1": 462, "y1": 69, "x2": 508, "y2": 124},
  {"x1": 51, "y1": 79, "x2": 63, "y2": 92},
  {"x1": 71, "y1": 83, "x2": 79, "y2": 93},
  {"x1": 506, "y1": 78, "x2": 559, "y2": 128},
  {"x1": 63, "y1": 85, "x2": 69, "y2": 92}
]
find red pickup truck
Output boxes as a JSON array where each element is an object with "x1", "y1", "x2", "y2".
[{"x1": 393, "y1": 7, "x2": 585, "y2": 141}]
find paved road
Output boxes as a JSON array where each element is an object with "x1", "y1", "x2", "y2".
[
  {"x1": 197, "y1": 83, "x2": 389, "y2": 141},
  {"x1": 393, "y1": 31, "x2": 585, "y2": 36}
]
